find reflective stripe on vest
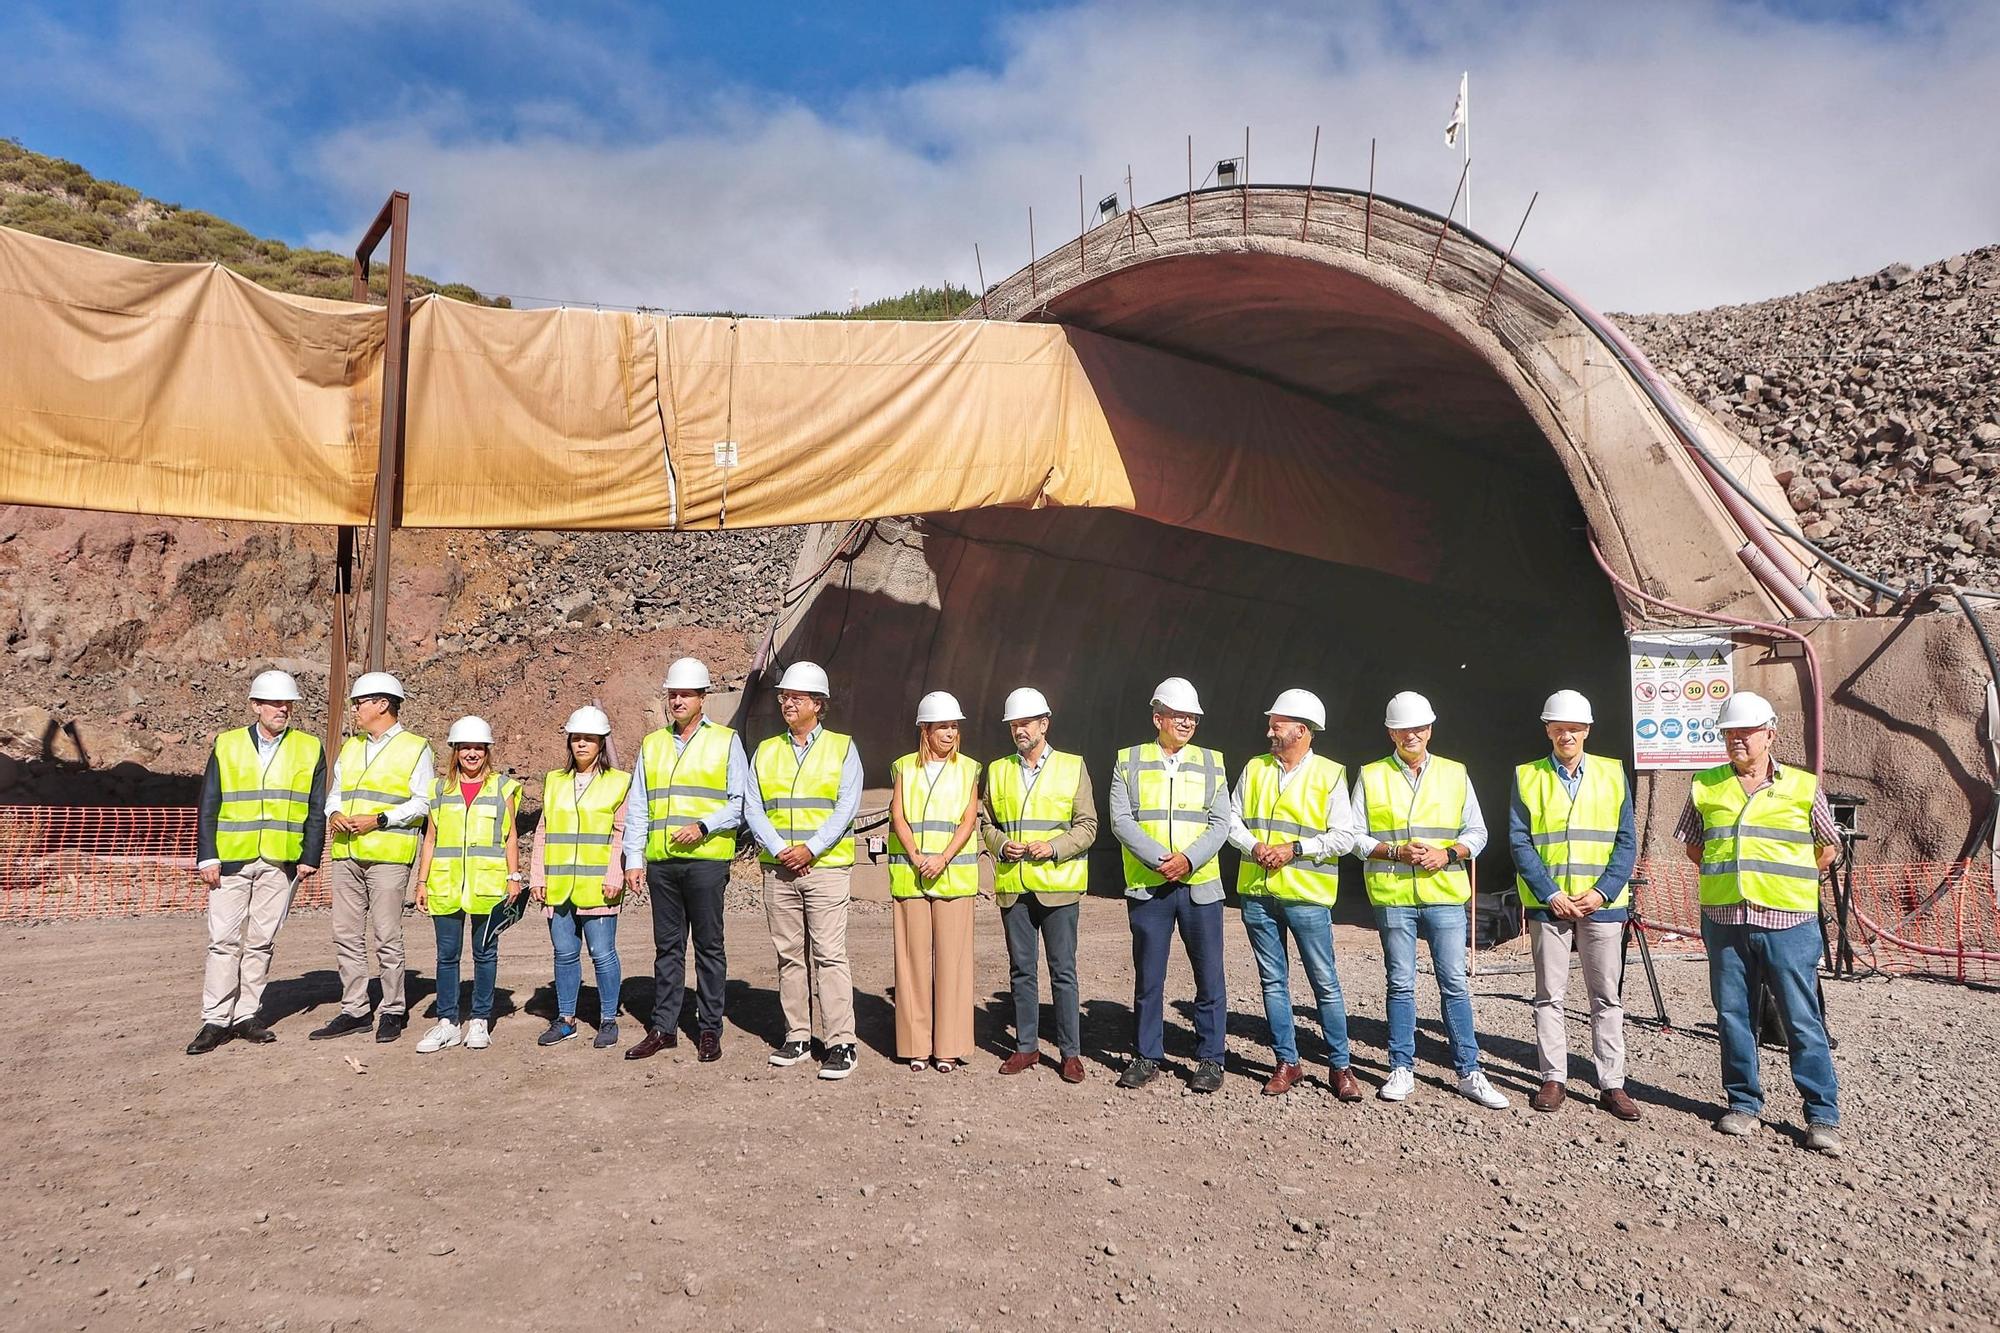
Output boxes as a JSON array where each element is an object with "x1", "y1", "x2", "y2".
[
  {"x1": 1691, "y1": 763, "x2": 1822, "y2": 913},
  {"x1": 1235, "y1": 752, "x2": 1348, "y2": 907},
  {"x1": 1118, "y1": 742, "x2": 1225, "y2": 889},
  {"x1": 1359, "y1": 754, "x2": 1472, "y2": 906},
  {"x1": 1514, "y1": 754, "x2": 1630, "y2": 910},
  {"x1": 986, "y1": 749, "x2": 1088, "y2": 896},
  {"x1": 542, "y1": 766, "x2": 632, "y2": 909},
  {"x1": 330, "y1": 731, "x2": 430, "y2": 863},
  {"x1": 887, "y1": 752, "x2": 981, "y2": 899},
  {"x1": 641, "y1": 724, "x2": 738, "y2": 861},
  {"x1": 425, "y1": 773, "x2": 520, "y2": 915},
  {"x1": 213, "y1": 727, "x2": 321, "y2": 865},
  {"x1": 752, "y1": 731, "x2": 856, "y2": 868}
]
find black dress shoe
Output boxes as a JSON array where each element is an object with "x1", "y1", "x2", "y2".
[
  {"x1": 233, "y1": 1019, "x2": 278, "y2": 1044},
  {"x1": 698, "y1": 1031, "x2": 722, "y2": 1063},
  {"x1": 1116, "y1": 1056, "x2": 1160, "y2": 1089},
  {"x1": 1188, "y1": 1060, "x2": 1225, "y2": 1094},
  {"x1": 309, "y1": 1013, "x2": 372, "y2": 1041},
  {"x1": 375, "y1": 1013, "x2": 406, "y2": 1043},
  {"x1": 186, "y1": 1024, "x2": 233, "y2": 1055}
]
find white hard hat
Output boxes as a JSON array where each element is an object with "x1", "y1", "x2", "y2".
[
  {"x1": 1150, "y1": 677, "x2": 1204, "y2": 716},
  {"x1": 1384, "y1": 691, "x2": 1437, "y2": 729},
  {"x1": 916, "y1": 691, "x2": 967, "y2": 725},
  {"x1": 776, "y1": 661, "x2": 831, "y2": 696},
  {"x1": 562, "y1": 706, "x2": 612, "y2": 736},
  {"x1": 1540, "y1": 689, "x2": 1594, "y2": 725},
  {"x1": 1266, "y1": 688, "x2": 1326, "y2": 731},
  {"x1": 349, "y1": 670, "x2": 405, "y2": 701},
  {"x1": 663, "y1": 656, "x2": 713, "y2": 691},
  {"x1": 446, "y1": 716, "x2": 495, "y2": 746},
  {"x1": 1716, "y1": 691, "x2": 1778, "y2": 730},
  {"x1": 249, "y1": 669, "x2": 302, "y2": 702},
  {"x1": 1001, "y1": 687, "x2": 1052, "y2": 722}
]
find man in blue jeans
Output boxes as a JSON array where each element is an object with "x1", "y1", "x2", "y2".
[
  {"x1": 1678, "y1": 691, "x2": 1844, "y2": 1156},
  {"x1": 1228, "y1": 688, "x2": 1364, "y2": 1098},
  {"x1": 1350, "y1": 691, "x2": 1510, "y2": 1109}
]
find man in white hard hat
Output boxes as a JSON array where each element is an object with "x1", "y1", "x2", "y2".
[
  {"x1": 1227, "y1": 688, "x2": 1364, "y2": 1099},
  {"x1": 1108, "y1": 676, "x2": 1231, "y2": 1093},
  {"x1": 742, "y1": 661, "x2": 864, "y2": 1080},
  {"x1": 1507, "y1": 690, "x2": 1640, "y2": 1120},
  {"x1": 980, "y1": 687, "x2": 1098, "y2": 1082},
  {"x1": 1676, "y1": 690, "x2": 1844, "y2": 1155},
  {"x1": 187, "y1": 669, "x2": 328, "y2": 1055},
  {"x1": 310, "y1": 671, "x2": 433, "y2": 1044},
  {"x1": 622, "y1": 657, "x2": 750, "y2": 1064},
  {"x1": 1349, "y1": 691, "x2": 1509, "y2": 1108}
]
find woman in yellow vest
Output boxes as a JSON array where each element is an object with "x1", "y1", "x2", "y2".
[
  {"x1": 412, "y1": 716, "x2": 523, "y2": 1053},
  {"x1": 888, "y1": 691, "x2": 983, "y2": 1071},
  {"x1": 530, "y1": 706, "x2": 633, "y2": 1050}
]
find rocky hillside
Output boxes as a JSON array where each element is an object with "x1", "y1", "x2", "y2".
[{"x1": 1617, "y1": 246, "x2": 2000, "y2": 586}]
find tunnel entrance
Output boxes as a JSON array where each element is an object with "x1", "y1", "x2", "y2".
[{"x1": 775, "y1": 243, "x2": 1637, "y2": 920}]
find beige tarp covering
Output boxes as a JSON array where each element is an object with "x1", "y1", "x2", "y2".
[{"x1": 0, "y1": 225, "x2": 1135, "y2": 531}]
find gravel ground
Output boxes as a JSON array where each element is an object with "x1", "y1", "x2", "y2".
[{"x1": 2, "y1": 898, "x2": 1995, "y2": 1332}]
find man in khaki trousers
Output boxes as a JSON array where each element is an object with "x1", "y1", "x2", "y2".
[
  {"x1": 187, "y1": 670, "x2": 328, "y2": 1055},
  {"x1": 743, "y1": 662, "x2": 864, "y2": 1081},
  {"x1": 309, "y1": 672, "x2": 434, "y2": 1045}
]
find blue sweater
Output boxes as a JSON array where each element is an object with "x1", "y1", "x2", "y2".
[{"x1": 1506, "y1": 755, "x2": 1637, "y2": 924}]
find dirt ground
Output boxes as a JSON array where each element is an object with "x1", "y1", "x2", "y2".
[{"x1": 3, "y1": 897, "x2": 1997, "y2": 1333}]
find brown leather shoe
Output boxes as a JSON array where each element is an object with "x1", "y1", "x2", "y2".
[
  {"x1": 1602, "y1": 1087, "x2": 1642, "y2": 1121},
  {"x1": 1530, "y1": 1079, "x2": 1567, "y2": 1113},
  {"x1": 697, "y1": 1031, "x2": 722, "y2": 1063},
  {"x1": 1263, "y1": 1061, "x2": 1305, "y2": 1096},
  {"x1": 999, "y1": 1050, "x2": 1040, "y2": 1075},
  {"x1": 624, "y1": 1028, "x2": 677, "y2": 1061},
  {"x1": 1330, "y1": 1066, "x2": 1364, "y2": 1102},
  {"x1": 1060, "y1": 1056, "x2": 1086, "y2": 1084}
]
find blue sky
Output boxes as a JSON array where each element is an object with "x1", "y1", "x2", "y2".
[{"x1": 3, "y1": 1, "x2": 1994, "y2": 312}]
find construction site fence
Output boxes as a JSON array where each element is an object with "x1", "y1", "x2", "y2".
[{"x1": 2, "y1": 806, "x2": 1996, "y2": 985}]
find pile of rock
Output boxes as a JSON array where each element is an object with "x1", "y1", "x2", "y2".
[{"x1": 1619, "y1": 245, "x2": 2000, "y2": 586}]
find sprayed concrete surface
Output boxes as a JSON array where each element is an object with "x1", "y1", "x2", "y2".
[{"x1": 3, "y1": 898, "x2": 1997, "y2": 1332}]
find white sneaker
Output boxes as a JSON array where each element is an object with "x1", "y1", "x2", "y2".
[
  {"x1": 1457, "y1": 1069, "x2": 1511, "y2": 1110},
  {"x1": 1378, "y1": 1066, "x2": 1415, "y2": 1102},
  {"x1": 463, "y1": 1019, "x2": 490, "y2": 1050},
  {"x1": 416, "y1": 1020, "x2": 462, "y2": 1054}
]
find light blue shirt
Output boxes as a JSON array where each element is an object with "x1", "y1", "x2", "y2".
[
  {"x1": 621, "y1": 718, "x2": 751, "y2": 863},
  {"x1": 740, "y1": 725, "x2": 866, "y2": 861}
]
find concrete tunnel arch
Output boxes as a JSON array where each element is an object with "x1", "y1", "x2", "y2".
[{"x1": 768, "y1": 187, "x2": 1807, "y2": 908}]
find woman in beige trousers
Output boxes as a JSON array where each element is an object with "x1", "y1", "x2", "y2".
[{"x1": 888, "y1": 691, "x2": 983, "y2": 1071}]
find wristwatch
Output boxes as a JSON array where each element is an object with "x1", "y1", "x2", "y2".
[
  {"x1": 1291, "y1": 841, "x2": 1306, "y2": 858},
  {"x1": 1445, "y1": 846, "x2": 1462, "y2": 865},
  {"x1": 374, "y1": 812, "x2": 388, "y2": 831},
  {"x1": 506, "y1": 872, "x2": 525, "y2": 883}
]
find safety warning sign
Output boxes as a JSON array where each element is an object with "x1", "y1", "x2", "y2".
[{"x1": 1629, "y1": 630, "x2": 1735, "y2": 770}]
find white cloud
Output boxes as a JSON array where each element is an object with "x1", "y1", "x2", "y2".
[{"x1": 289, "y1": 0, "x2": 1998, "y2": 313}]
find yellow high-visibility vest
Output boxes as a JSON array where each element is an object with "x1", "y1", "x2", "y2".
[
  {"x1": 887, "y1": 752, "x2": 981, "y2": 899},
  {"x1": 329, "y1": 730, "x2": 430, "y2": 864},
  {"x1": 985, "y1": 749, "x2": 1089, "y2": 896},
  {"x1": 541, "y1": 766, "x2": 632, "y2": 909},
  {"x1": 213, "y1": 727, "x2": 321, "y2": 864},
  {"x1": 1514, "y1": 754, "x2": 1630, "y2": 910},
  {"x1": 1359, "y1": 754, "x2": 1472, "y2": 906},
  {"x1": 752, "y1": 730, "x2": 856, "y2": 869},
  {"x1": 425, "y1": 773, "x2": 522, "y2": 916},
  {"x1": 1692, "y1": 763, "x2": 1822, "y2": 913},
  {"x1": 640, "y1": 724, "x2": 737, "y2": 861},
  {"x1": 1116, "y1": 742, "x2": 1226, "y2": 889},
  {"x1": 1235, "y1": 752, "x2": 1348, "y2": 907}
]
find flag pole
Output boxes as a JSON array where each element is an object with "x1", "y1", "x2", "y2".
[{"x1": 1463, "y1": 73, "x2": 1473, "y2": 232}]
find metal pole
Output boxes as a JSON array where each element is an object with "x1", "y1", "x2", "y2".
[
  {"x1": 973, "y1": 243, "x2": 989, "y2": 317},
  {"x1": 1299, "y1": 125, "x2": 1319, "y2": 240},
  {"x1": 1028, "y1": 207, "x2": 1037, "y2": 299},
  {"x1": 1241, "y1": 125, "x2": 1249, "y2": 235},
  {"x1": 1186, "y1": 135, "x2": 1193, "y2": 234},
  {"x1": 1077, "y1": 174, "x2": 1086, "y2": 274},
  {"x1": 1477, "y1": 189, "x2": 1538, "y2": 321},
  {"x1": 1424, "y1": 157, "x2": 1469, "y2": 286},
  {"x1": 1364, "y1": 138, "x2": 1376, "y2": 259},
  {"x1": 353, "y1": 191, "x2": 411, "y2": 674},
  {"x1": 1125, "y1": 164, "x2": 1136, "y2": 250}
]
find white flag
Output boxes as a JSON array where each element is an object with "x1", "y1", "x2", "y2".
[{"x1": 1444, "y1": 72, "x2": 1468, "y2": 148}]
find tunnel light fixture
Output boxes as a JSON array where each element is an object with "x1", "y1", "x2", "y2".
[
  {"x1": 1095, "y1": 193, "x2": 1122, "y2": 224},
  {"x1": 1215, "y1": 158, "x2": 1240, "y2": 188}
]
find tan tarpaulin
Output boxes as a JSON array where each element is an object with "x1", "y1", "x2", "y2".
[{"x1": 0, "y1": 225, "x2": 1135, "y2": 531}]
